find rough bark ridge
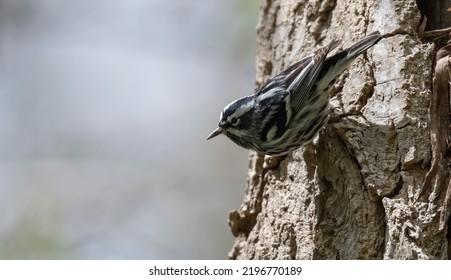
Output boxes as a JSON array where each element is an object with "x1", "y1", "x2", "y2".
[{"x1": 229, "y1": 0, "x2": 450, "y2": 259}]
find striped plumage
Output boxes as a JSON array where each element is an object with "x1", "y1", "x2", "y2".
[{"x1": 207, "y1": 31, "x2": 381, "y2": 155}]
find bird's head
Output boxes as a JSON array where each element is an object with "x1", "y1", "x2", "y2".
[{"x1": 207, "y1": 96, "x2": 255, "y2": 145}]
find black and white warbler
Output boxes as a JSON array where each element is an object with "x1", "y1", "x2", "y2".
[{"x1": 207, "y1": 31, "x2": 381, "y2": 155}]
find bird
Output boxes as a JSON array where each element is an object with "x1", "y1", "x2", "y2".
[{"x1": 207, "y1": 31, "x2": 381, "y2": 156}]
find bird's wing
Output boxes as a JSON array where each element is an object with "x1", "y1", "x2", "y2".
[
  {"x1": 255, "y1": 56, "x2": 312, "y2": 96},
  {"x1": 288, "y1": 39, "x2": 339, "y2": 113}
]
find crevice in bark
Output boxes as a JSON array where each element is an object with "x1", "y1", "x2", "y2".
[
  {"x1": 334, "y1": 128, "x2": 363, "y2": 179},
  {"x1": 260, "y1": 0, "x2": 274, "y2": 20},
  {"x1": 310, "y1": 0, "x2": 337, "y2": 41},
  {"x1": 360, "y1": 51, "x2": 377, "y2": 108},
  {"x1": 313, "y1": 175, "x2": 336, "y2": 259},
  {"x1": 257, "y1": 0, "x2": 278, "y2": 41},
  {"x1": 388, "y1": 128, "x2": 403, "y2": 199},
  {"x1": 447, "y1": 214, "x2": 451, "y2": 259},
  {"x1": 357, "y1": 78, "x2": 375, "y2": 113},
  {"x1": 262, "y1": 61, "x2": 273, "y2": 81},
  {"x1": 416, "y1": 0, "x2": 451, "y2": 30},
  {"x1": 287, "y1": 225, "x2": 298, "y2": 260},
  {"x1": 392, "y1": 168, "x2": 404, "y2": 198},
  {"x1": 380, "y1": 199, "x2": 388, "y2": 257},
  {"x1": 415, "y1": 50, "x2": 450, "y2": 203}
]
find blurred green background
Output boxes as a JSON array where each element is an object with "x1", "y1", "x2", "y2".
[{"x1": 0, "y1": 0, "x2": 259, "y2": 259}]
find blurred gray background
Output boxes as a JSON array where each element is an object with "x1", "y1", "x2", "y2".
[{"x1": 0, "y1": 0, "x2": 259, "y2": 259}]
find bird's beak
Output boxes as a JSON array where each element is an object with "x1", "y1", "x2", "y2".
[{"x1": 206, "y1": 127, "x2": 224, "y2": 140}]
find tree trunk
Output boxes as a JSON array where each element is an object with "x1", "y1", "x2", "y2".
[{"x1": 229, "y1": 0, "x2": 451, "y2": 260}]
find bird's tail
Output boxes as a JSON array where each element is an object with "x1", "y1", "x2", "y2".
[
  {"x1": 316, "y1": 31, "x2": 381, "y2": 90},
  {"x1": 345, "y1": 31, "x2": 382, "y2": 60}
]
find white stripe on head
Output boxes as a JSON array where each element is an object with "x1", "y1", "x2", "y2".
[
  {"x1": 230, "y1": 100, "x2": 254, "y2": 119},
  {"x1": 222, "y1": 96, "x2": 254, "y2": 120}
]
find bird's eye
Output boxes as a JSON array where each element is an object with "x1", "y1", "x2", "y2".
[{"x1": 230, "y1": 117, "x2": 240, "y2": 126}]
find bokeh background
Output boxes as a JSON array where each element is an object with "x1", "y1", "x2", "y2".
[{"x1": 0, "y1": 0, "x2": 259, "y2": 259}]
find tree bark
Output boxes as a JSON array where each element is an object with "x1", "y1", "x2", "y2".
[{"x1": 229, "y1": 0, "x2": 451, "y2": 260}]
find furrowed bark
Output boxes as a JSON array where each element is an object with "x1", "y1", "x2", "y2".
[{"x1": 229, "y1": 0, "x2": 450, "y2": 260}]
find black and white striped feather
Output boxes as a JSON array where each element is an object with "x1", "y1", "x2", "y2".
[{"x1": 207, "y1": 31, "x2": 381, "y2": 155}]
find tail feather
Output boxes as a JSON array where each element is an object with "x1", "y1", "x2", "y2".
[
  {"x1": 316, "y1": 31, "x2": 381, "y2": 90},
  {"x1": 345, "y1": 31, "x2": 381, "y2": 59}
]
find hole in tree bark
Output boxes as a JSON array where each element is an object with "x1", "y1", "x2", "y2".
[{"x1": 416, "y1": 0, "x2": 451, "y2": 30}]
